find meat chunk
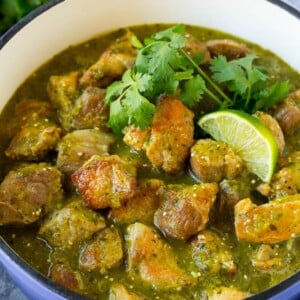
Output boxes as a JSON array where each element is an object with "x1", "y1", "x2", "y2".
[
  {"x1": 219, "y1": 179, "x2": 251, "y2": 213},
  {"x1": 80, "y1": 31, "x2": 137, "y2": 88},
  {"x1": 69, "y1": 87, "x2": 109, "y2": 130},
  {"x1": 48, "y1": 72, "x2": 109, "y2": 131},
  {"x1": 50, "y1": 258, "x2": 83, "y2": 294},
  {"x1": 71, "y1": 155, "x2": 137, "y2": 209},
  {"x1": 191, "y1": 230, "x2": 237, "y2": 275},
  {"x1": 254, "y1": 111, "x2": 285, "y2": 155},
  {"x1": 56, "y1": 129, "x2": 115, "y2": 176},
  {"x1": 269, "y1": 89, "x2": 300, "y2": 134},
  {"x1": 124, "y1": 96, "x2": 194, "y2": 174},
  {"x1": 184, "y1": 34, "x2": 211, "y2": 64},
  {"x1": 234, "y1": 196, "x2": 300, "y2": 243},
  {"x1": 154, "y1": 183, "x2": 218, "y2": 240},
  {"x1": 207, "y1": 286, "x2": 250, "y2": 300},
  {"x1": 206, "y1": 39, "x2": 249, "y2": 60},
  {"x1": 126, "y1": 223, "x2": 194, "y2": 290},
  {"x1": 190, "y1": 139, "x2": 244, "y2": 183},
  {"x1": 79, "y1": 227, "x2": 123, "y2": 273},
  {"x1": 251, "y1": 244, "x2": 285, "y2": 271},
  {"x1": 0, "y1": 163, "x2": 63, "y2": 226},
  {"x1": 38, "y1": 199, "x2": 106, "y2": 248},
  {"x1": 5, "y1": 100, "x2": 62, "y2": 161},
  {"x1": 108, "y1": 179, "x2": 163, "y2": 225},
  {"x1": 109, "y1": 283, "x2": 145, "y2": 300}
]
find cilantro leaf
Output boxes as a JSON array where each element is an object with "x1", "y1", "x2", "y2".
[
  {"x1": 181, "y1": 75, "x2": 206, "y2": 108},
  {"x1": 254, "y1": 80, "x2": 291, "y2": 111},
  {"x1": 105, "y1": 69, "x2": 155, "y2": 135}
]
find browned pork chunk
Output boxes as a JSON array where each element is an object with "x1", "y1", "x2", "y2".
[
  {"x1": 71, "y1": 155, "x2": 137, "y2": 209},
  {"x1": 251, "y1": 244, "x2": 286, "y2": 271},
  {"x1": 47, "y1": 72, "x2": 110, "y2": 132},
  {"x1": 109, "y1": 283, "x2": 145, "y2": 300},
  {"x1": 269, "y1": 89, "x2": 300, "y2": 134},
  {"x1": 47, "y1": 72, "x2": 79, "y2": 131},
  {"x1": 50, "y1": 258, "x2": 83, "y2": 294},
  {"x1": 191, "y1": 230, "x2": 237, "y2": 275},
  {"x1": 80, "y1": 31, "x2": 138, "y2": 88},
  {"x1": 190, "y1": 139, "x2": 244, "y2": 183},
  {"x1": 206, "y1": 39, "x2": 249, "y2": 60},
  {"x1": 39, "y1": 199, "x2": 106, "y2": 248},
  {"x1": 184, "y1": 34, "x2": 211, "y2": 64},
  {"x1": 79, "y1": 227, "x2": 123, "y2": 273},
  {"x1": 69, "y1": 87, "x2": 109, "y2": 130},
  {"x1": 124, "y1": 96, "x2": 194, "y2": 174},
  {"x1": 56, "y1": 129, "x2": 115, "y2": 176},
  {"x1": 234, "y1": 196, "x2": 300, "y2": 243},
  {"x1": 254, "y1": 111, "x2": 285, "y2": 155},
  {"x1": 0, "y1": 163, "x2": 63, "y2": 226},
  {"x1": 5, "y1": 100, "x2": 62, "y2": 161},
  {"x1": 108, "y1": 179, "x2": 163, "y2": 225},
  {"x1": 126, "y1": 223, "x2": 194, "y2": 290},
  {"x1": 154, "y1": 183, "x2": 218, "y2": 240}
]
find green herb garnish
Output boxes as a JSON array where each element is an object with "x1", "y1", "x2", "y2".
[{"x1": 105, "y1": 24, "x2": 290, "y2": 135}]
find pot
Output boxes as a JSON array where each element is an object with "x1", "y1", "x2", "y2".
[{"x1": 0, "y1": 0, "x2": 300, "y2": 299}]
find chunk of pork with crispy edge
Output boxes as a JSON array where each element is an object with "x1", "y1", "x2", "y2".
[
  {"x1": 71, "y1": 155, "x2": 137, "y2": 209},
  {"x1": 154, "y1": 183, "x2": 218, "y2": 240},
  {"x1": 39, "y1": 199, "x2": 106, "y2": 248},
  {"x1": 56, "y1": 129, "x2": 115, "y2": 176},
  {"x1": 126, "y1": 223, "x2": 195, "y2": 290},
  {"x1": 80, "y1": 31, "x2": 137, "y2": 88},
  {"x1": 0, "y1": 163, "x2": 63, "y2": 226},
  {"x1": 234, "y1": 195, "x2": 300, "y2": 243},
  {"x1": 190, "y1": 139, "x2": 244, "y2": 183}
]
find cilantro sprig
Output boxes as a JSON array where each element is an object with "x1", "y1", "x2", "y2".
[{"x1": 105, "y1": 24, "x2": 290, "y2": 135}]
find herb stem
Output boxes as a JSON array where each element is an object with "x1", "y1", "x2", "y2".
[
  {"x1": 180, "y1": 49, "x2": 233, "y2": 105},
  {"x1": 203, "y1": 87, "x2": 223, "y2": 107}
]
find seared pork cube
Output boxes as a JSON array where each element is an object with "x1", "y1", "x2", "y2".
[
  {"x1": 108, "y1": 179, "x2": 163, "y2": 225},
  {"x1": 206, "y1": 39, "x2": 249, "y2": 60},
  {"x1": 184, "y1": 34, "x2": 211, "y2": 64},
  {"x1": 56, "y1": 129, "x2": 115, "y2": 176},
  {"x1": 190, "y1": 139, "x2": 244, "y2": 183},
  {"x1": 79, "y1": 227, "x2": 123, "y2": 273},
  {"x1": 254, "y1": 111, "x2": 285, "y2": 155},
  {"x1": 269, "y1": 89, "x2": 300, "y2": 134},
  {"x1": 124, "y1": 96, "x2": 194, "y2": 174},
  {"x1": 50, "y1": 258, "x2": 83, "y2": 294},
  {"x1": 123, "y1": 125, "x2": 150, "y2": 151},
  {"x1": 0, "y1": 163, "x2": 63, "y2": 226},
  {"x1": 80, "y1": 31, "x2": 137, "y2": 88},
  {"x1": 71, "y1": 155, "x2": 137, "y2": 209},
  {"x1": 207, "y1": 286, "x2": 250, "y2": 300},
  {"x1": 126, "y1": 223, "x2": 194, "y2": 290},
  {"x1": 219, "y1": 179, "x2": 251, "y2": 213},
  {"x1": 5, "y1": 118, "x2": 62, "y2": 161},
  {"x1": 109, "y1": 283, "x2": 145, "y2": 300},
  {"x1": 39, "y1": 199, "x2": 106, "y2": 248},
  {"x1": 234, "y1": 196, "x2": 300, "y2": 243},
  {"x1": 268, "y1": 167, "x2": 299, "y2": 200},
  {"x1": 190, "y1": 230, "x2": 237, "y2": 275},
  {"x1": 251, "y1": 244, "x2": 285, "y2": 271},
  {"x1": 70, "y1": 87, "x2": 109, "y2": 130},
  {"x1": 47, "y1": 72, "x2": 80, "y2": 131},
  {"x1": 154, "y1": 183, "x2": 218, "y2": 240}
]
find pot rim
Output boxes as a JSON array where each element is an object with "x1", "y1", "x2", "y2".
[{"x1": 0, "y1": 1, "x2": 299, "y2": 299}]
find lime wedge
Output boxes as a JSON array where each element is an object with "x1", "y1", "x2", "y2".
[{"x1": 198, "y1": 109, "x2": 278, "y2": 182}]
